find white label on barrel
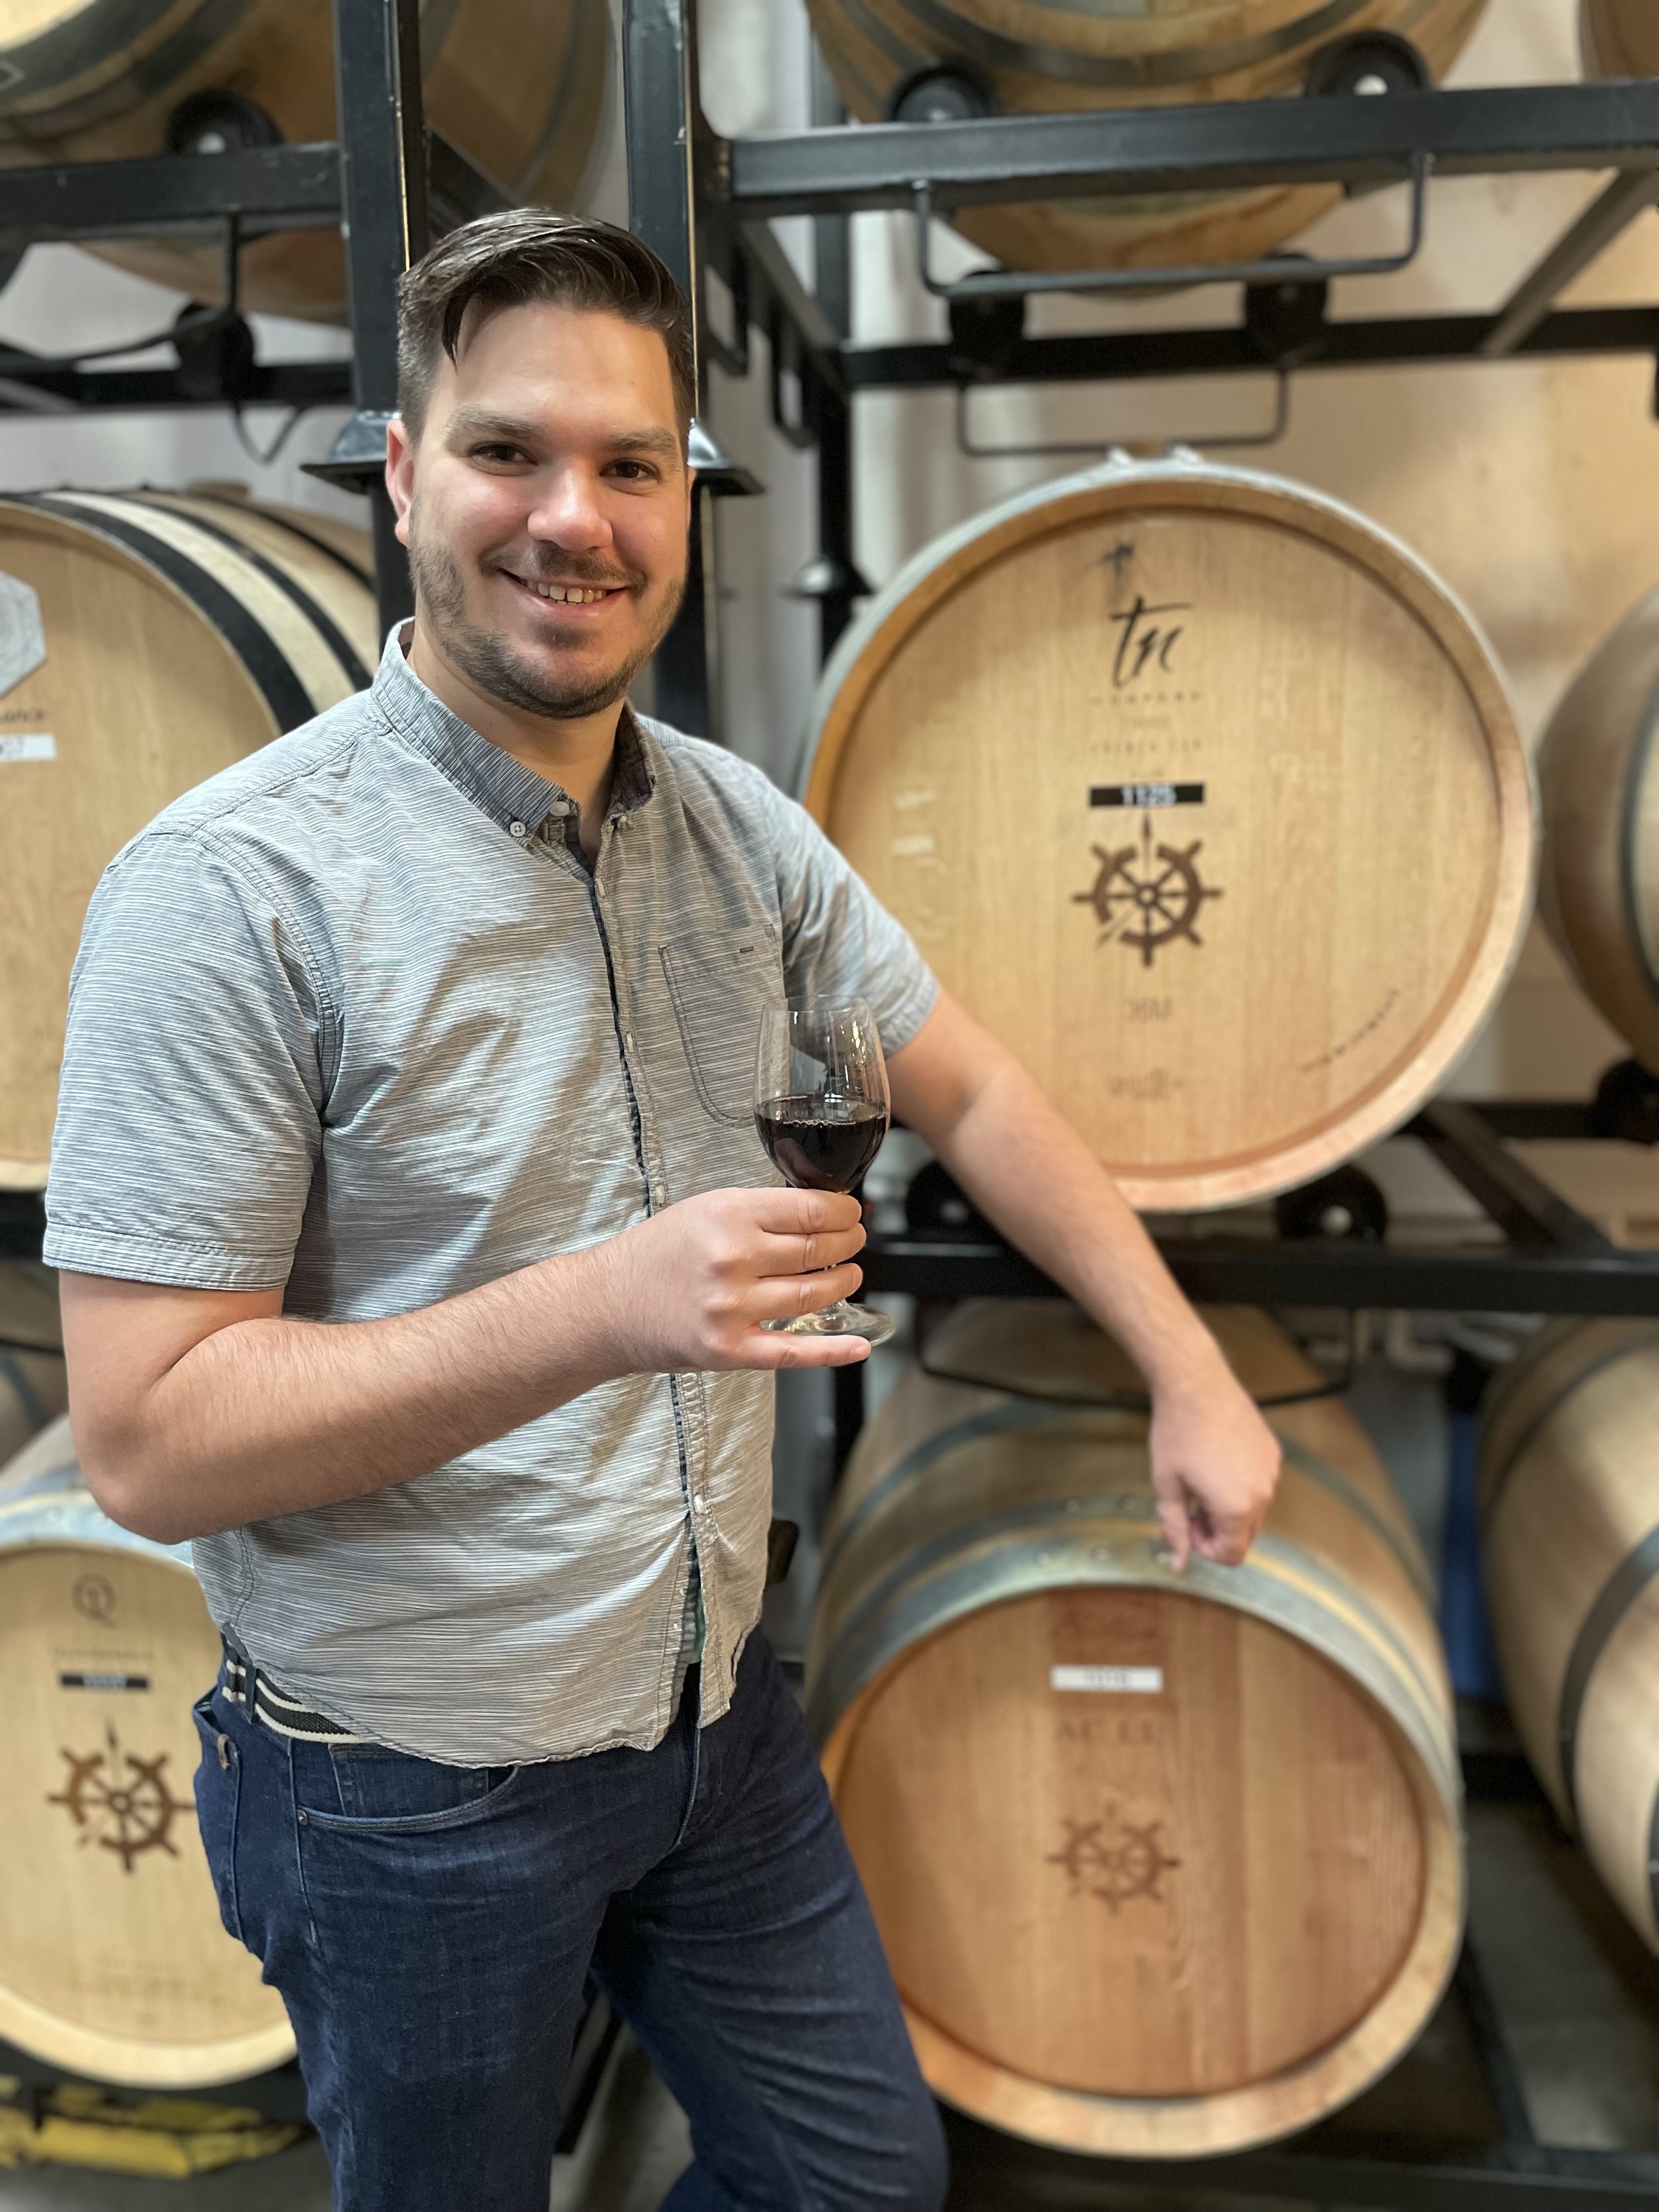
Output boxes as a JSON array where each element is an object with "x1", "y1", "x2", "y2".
[
  {"x1": 0, "y1": 732, "x2": 53, "y2": 761},
  {"x1": 1050, "y1": 1664, "x2": 1163, "y2": 1694}
]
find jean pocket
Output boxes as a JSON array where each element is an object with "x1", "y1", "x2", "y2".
[
  {"x1": 190, "y1": 1693, "x2": 245, "y2": 1944},
  {"x1": 660, "y1": 924, "x2": 783, "y2": 1128},
  {"x1": 299, "y1": 1743, "x2": 522, "y2": 1833}
]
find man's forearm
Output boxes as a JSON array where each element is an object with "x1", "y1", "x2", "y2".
[
  {"x1": 932, "y1": 1060, "x2": 1229, "y2": 1402},
  {"x1": 71, "y1": 1246, "x2": 620, "y2": 1545}
]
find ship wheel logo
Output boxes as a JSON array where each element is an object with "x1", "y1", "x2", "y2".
[
  {"x1": 47, "y1": 1723, "x2": 192, "y2": 1874},
  {"x1": 1073, "y1": 814, "x2": 1222, "y2": 968},
  {"x1": 1048, "y1": 1812, "x2": 1182, "y2": 1911}
]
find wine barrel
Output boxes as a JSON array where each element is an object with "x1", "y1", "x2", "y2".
[
  {"x1": 0, "y1": 1258, "x2": 66, "y2": 1465},
  {"x1": 1536, "y1": 589, "x2": 1659, "y2": 1072},
  {"x1": 807, "y1": 0, "x2": 1485, "y2": 275},
  {"x1": 0, "y1": 488, "x2": 376, "y2": 1189},
  {"x1": 0, "y1": 1415, "x2": 294, "y2": 2086},
  {"x1": 0, "y1": 0, "x2": 612, "y2": 322},
  {"x1": 800, "y1": 454, "x2": 1532, "y2": 1211},
  {"x1": 1480, "y1": 1319, "x2": 1659, "y2": 1951},
  {"x1": 810, "y1": 1301, "x2": 1462, "y2": 2157},
  {"x1": 1581, "y1": 1, "x2": 1659, "y2": 79}
]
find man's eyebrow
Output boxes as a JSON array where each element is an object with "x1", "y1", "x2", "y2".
[
  {"x1": 445, "y1": 409, "x2": 681, "y2": 462},
  {"x1": 606, "y1": 427, "x2": 682, "y2": 460},
  {"x1": 446, "y1": 407, "x2": 542, "y2": 444}
]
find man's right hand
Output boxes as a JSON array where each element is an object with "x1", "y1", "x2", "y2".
[
  {"x1": 591, "y1": 1186, "x2": 872, "y2": 1372},
  {"x1": 61, "y1": 1186, "x2": 873, "y2": 1545}
]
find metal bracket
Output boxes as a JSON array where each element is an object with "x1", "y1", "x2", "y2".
[
  {"x1": 953, "y1": 373, "x2": 1290, "y2": 460},
  {"x1": 912, "y1": 150, "x2": 1433, "y2": 302},
  {"x1": 302, "y1": 408, "x2": 399, "y2": 494}
]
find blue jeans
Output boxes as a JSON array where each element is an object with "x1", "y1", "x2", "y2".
[{"x1": 192, "y1": 1632, "x2": 946, "y2": 2212}]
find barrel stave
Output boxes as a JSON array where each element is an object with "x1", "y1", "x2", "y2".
[
  {"x1": 1480, "y1": 1321, "x2": 1659, "y2": 1951},
  {"x1": 0, "y1": 1417, "x2": 294, "y2": 2085},
  {"x1": 808, "y1": 0, "x2": 1486, "y2": 275},
  {"x1": 0, "y1": 492, "x2": 374, "y2": 1189},
  {"x1": 802, "y1": 460, "x2": 1532, "y2": 1212},
  {"x1": 812, "y1": 1301, "x2": 1463, "y2": 2156},
  {"x1": 1537, "y1": 591, "x2": 1659, "y2": 1072},
  {"x1": 1581, "y1": 0, "x2": 1659, "y2": 79},
  {"x1": 0, "y1": 0, "x2": 611, "y2": 321}
]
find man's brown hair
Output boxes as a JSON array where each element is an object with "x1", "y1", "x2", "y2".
[{"x1": 396, "y1": 210, "x2": 695, "y2": 442}]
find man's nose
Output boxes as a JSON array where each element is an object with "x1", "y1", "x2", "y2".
[{"x1": 526, "y1": 467, "x2": 611, "y2": 549}]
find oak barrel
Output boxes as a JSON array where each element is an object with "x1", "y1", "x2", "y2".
[
  {"x1": 0, "y1": 0, "x2": 611, "y2": 321},
  {"x1": 810, "y1": 1301, "x2": 1463, "y2": 2157},
  {"x1": 1480, "y1": 1320, "x2": 1659, "y2": 1951},
  {"x1": 0, "y1": 488, "x2": 376, "y2": 1188},
  {"x1": 800, "y1": 454, "x2": 1534, "y2": 1211},
  {"x1": 807, "y1": 0, "x2": 1485, "y2": 275},
  {"x1": 0, "y1": 1258, "x2": 66, "y2": 1466},
  {"x1": 1536, "y1": 589, "x2": 1659, "y2": 1072},
  {"x1": 0, "y1": 1415, "x2": 294, "y2": 2086},
  {"x1": 1581, "y1": 1, "x2": 1659, "y2": 79}
]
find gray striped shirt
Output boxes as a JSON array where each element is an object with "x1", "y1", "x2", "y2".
[{"x1": 44, "y1": 630, "x2": 935, "y2": 1763}]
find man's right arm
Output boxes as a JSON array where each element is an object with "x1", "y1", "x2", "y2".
[{"x1": 61, "y1": 1184, "x2": 868, "y2": 1546}]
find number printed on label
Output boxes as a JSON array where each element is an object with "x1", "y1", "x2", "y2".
[
  {"x1": 1050, "y1": 1664, "x2": 1164, "y2": 1694},
  {"x1": 0, "y1": 733, "x2": 54, "y2": 762}
]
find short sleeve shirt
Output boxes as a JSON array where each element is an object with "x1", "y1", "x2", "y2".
[{"x1": 43, "y1": 630, "x2": 937, "y2": 1763}]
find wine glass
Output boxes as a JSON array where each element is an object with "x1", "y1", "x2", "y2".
[{"x1": 755, "y1": 999, "x2": 895, "y2": 1347}]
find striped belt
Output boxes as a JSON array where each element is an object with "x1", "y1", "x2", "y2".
[{"x1": 220, "y1": 1646, "x2": 368, "y2": 1745}]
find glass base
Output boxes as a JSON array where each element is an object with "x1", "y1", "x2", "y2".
[{"x1": 766, "y1": 1299, "x2": 895, "y2": 1347}]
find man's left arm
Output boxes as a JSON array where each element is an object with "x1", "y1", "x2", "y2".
[{"x1": 887, "y1": 990, "x2": 1282, "y2": 1571}]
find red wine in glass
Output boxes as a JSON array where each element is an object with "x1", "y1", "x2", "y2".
[{"x1": 755, "y1": 1001, "x2": 895, "y2": 1345}]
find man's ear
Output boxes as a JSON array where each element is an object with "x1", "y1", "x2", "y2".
[
  {"x1": 685, "y1": 465, "x2": 697, "y2": 526},
  {"x1": 385, "y1": 413, "x2": 415, "y2": 547}
]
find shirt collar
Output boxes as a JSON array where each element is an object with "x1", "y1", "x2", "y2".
[{"x1": 370, "y1": 624, "x2": 655, "y2": 837}]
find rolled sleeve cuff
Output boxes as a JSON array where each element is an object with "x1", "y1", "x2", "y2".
[
  {"x1": 880, "y1": 967, "x2": 940, "y2": 1058},
  {"x1": 42, "y1": 1220, "x2": 291, "y2": 1293}
]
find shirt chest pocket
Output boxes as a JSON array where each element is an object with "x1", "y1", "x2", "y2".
[{"x1": 660, "y1": 924, "x2": 785, "y2": 1129}]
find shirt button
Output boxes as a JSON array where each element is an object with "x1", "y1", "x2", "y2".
[{"x1": 508, "y1": 820, "x2": 527, "y2": 840}]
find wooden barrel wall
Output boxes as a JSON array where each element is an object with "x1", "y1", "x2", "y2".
[
  {"x1": 0, "y1": 0, "x2": 612, "y2": 321},
  {"x1": 0, "y1": 489, "x2": 376, "y2": 1188},
  {"x1": 810, "y1": 1301, "x2": 1462, "y2": 2157},
  {"x1": 0, "y1": 1258, "x2": 66, "y2": 1465},
  {"x1": 807, "y1": 0, "x2": 1486, "y2": 275},
  {"x1": 0, "y1": 1415, "x2": 295, "y2": 2086},
  {"x1": 1536, "y1": 589, "x2": 1659, "y2": 1073},
  {"x1": 801, "y1": 455, "x2": 1533, "y2": 1211},
  {"x1": 1480, "y1": 1320, "x2": 1659, "y2": 1953},
  {"x1": 1581, "y1": 1, "x2": 1659, "y2": 79}
]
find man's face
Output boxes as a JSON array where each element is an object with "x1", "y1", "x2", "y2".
[{"x1": 389, "y1": 301, "x2": 691, "y2": 719}]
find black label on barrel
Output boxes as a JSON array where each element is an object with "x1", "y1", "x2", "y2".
[
  {"x1": 1090, "y1": 782, "x2": 1205, "y2": 809},
  {"x1": 59, "y1": 1671, "x2": 150, "y2": 1692}
]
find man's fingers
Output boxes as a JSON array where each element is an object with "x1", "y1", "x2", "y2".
[
  {"x1": 746, "y1": 1331, "x2": 872, "y2": 1370},
  {"x1": 1192, "y1": 1509, "x2": 1256, "y2": 1569},
  {"x1": 749, "y1": 1222, "x2": 867, "y2": 1276},
  {"x1": 749, "y1": 1186, "x2": 865, "y2": 1236},
  {"x1": 749, "y1": 1262, "x2": 865, "y2": 1323},
  {"x1": 1155, "y1": 1487, "x2": 1192, "y2": 1576}
]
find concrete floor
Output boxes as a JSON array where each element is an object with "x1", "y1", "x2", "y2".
[{"x1": 5, "y1": 1795, "x2": 1659, "y2": 2211}]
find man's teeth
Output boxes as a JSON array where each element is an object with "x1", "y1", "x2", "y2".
[{"x1": 530, "y1": 581, "x2": 613, "y2": 603}]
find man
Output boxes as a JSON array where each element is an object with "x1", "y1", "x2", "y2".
[{"x1": 48, "y1": 212, "x2": 1279, "y2": 2212}]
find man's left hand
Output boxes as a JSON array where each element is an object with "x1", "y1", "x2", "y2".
[{"x1": 1147, "y1": 1362, "x2": 1283, "y2": 1573}]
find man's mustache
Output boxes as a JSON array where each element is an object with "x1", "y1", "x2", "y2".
[{"x1": 490, "y1": 552, "x2": 644, "y2": 592}]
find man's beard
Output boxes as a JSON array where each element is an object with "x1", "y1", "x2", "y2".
[{"x1": 408, "y1": 528, "x2": 684, "y2": 721}]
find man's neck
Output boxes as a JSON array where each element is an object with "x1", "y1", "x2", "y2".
[{"x1": 405, "y1": 617, "x2": 622, "y2": 859}]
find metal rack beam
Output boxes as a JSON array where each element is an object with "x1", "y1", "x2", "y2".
[
  {"x1": 725, "y1": 82, "x2": 1659, "y2": 222},
  {"x1": 839, "y1": 305, "x2": 1659, "y2": 390}
]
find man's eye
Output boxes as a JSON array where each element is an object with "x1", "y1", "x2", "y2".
[
  {"x1": 473, "y1": 443, "x2": 524, "y2": 464},
  {"x1": 608, "y1": 460, "x2": 654, "y2": 480}
]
